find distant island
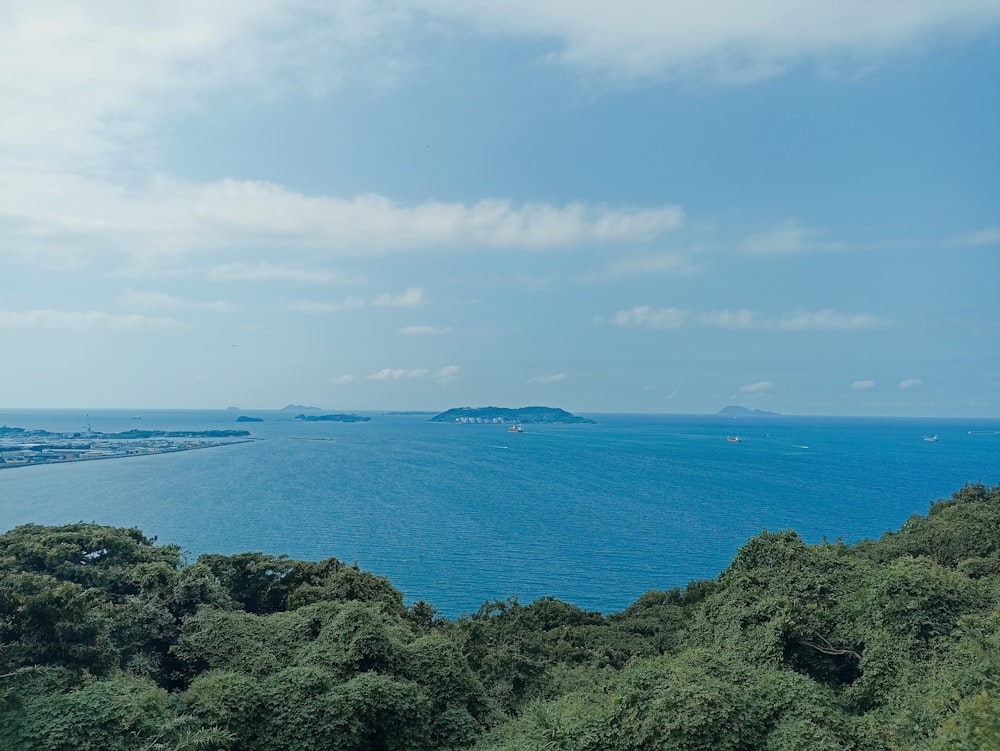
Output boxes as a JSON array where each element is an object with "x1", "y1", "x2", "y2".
[
  {"x1": 235, "y1": 416, "x2": 264, "y2": 423},
  {"x1": 95, "y1": 429, "x2": 251, "y2": 439},
  {"x1": 282, "y1": 404, "x2": 322, "y2": 412},
  {"x1": 294, "y1": 413, "x2": 371, "y2": 423},
  {"x1": 718, "y1": 405, "x2": 781, "y2": 417},
  {"x1": 430, "y1": 406, "x2": 595, "y2": 424}
]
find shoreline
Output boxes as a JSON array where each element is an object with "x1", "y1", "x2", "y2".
[{"x1": 0, "y1": 436, "x2": 257, "y2": 471}]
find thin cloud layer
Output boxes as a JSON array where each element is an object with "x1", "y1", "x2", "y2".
[
  {"x1": 740, "y1": 380, "x2": 775, "y2": 394},
  {"x1": 400, "y1": 325, "x2": 453, "y2": 335},
  {"x1": 603, "y1": 253, "x2": 702, "y2": 279},
  {"x1": 528, "y1": 373, "x2": 566, "y2": 384},
  {"x1": 284, "y1": 288, "x2": 422, "y2": 313},
  {"x1": 742, "y1": 221, "x2": 812, "y2": 255},
  {"x1": 0, "y1": 309, "x2": 176, "y2": 331},
  {"x1": 119, "y1": 291, "x2": 239, "y2": 312},
  {"x1": 8, "y1": 0, "x2": 994, "y2": 170},
  {"x1": 430, "y1": 1, "x2": 1000, "y2": 83},
  {"x1": 368, "y1": 365, "x2": 460, "y2": 383},
  {"x1": 606, "y1": 306, "x2": 886, "y2": 331},
  {"x1": 949, "y1": 227, "x2": 1000, "y2": 247},
  {"x1": 0, "y1": 172, "x2": 684, "y2": 257},
  {"x1": 206, "y1": 263, "x2": 354, "y2": 284},
  {"x1": 1, "y1": 1, "x2": 409, "y2": 164}
]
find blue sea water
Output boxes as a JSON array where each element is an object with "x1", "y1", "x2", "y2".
[{"x1": 0, "y1": 409, "x2": 997, "y2": 617}]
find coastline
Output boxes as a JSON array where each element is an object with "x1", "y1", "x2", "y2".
[{"x1": 0, "y1": 433, "x2": 257, "y2": 471}]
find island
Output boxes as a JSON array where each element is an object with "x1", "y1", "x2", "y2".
[
  {"x1": 294, "y1": 413, "x2": 371, "y2": 422},
  {"x1": 235, "y1": 416, "x2": 264, "y2": 423},
  {"x1": 0, "y1": 425, "x2": 254, "y2": 470},
  {"x1": 718, "y1": 405, "x2": 781, "y2": 417},
  {"x1": 429, "y1": 406, "x2": 595, "y2": 424}
]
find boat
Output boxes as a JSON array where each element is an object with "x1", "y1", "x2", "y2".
[
  {"x1": 508, "y1": 423, "x2": 524, "y2": 434},
  {"x1": 923, "y1": 435, "x2": 939, "y2": 442},
  {"x1": 726, "y1": 436, "x2": 741, "y2": 443}
]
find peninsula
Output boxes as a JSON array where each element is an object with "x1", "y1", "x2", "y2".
[
  {"x1": 0, "y1": 425, "x2": 253, "y2": 470},
  {"x1": 430, "y1": 406, "x2": 595, "y2": 424}
]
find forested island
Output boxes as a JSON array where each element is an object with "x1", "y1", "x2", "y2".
[
  {"x1": 1, "y1": 484, "x2": 998, "y2": 750},
  {"x1": 431, "y1": 406, "x2": 596, "y2": 424},
  {"x1": 294, "y1": 413, "x2": 371, "y2": 422}
]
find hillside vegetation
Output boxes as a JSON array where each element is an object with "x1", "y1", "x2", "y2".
[{"x1": 1, "y1": 483, "x2": 998, "y2": 750}]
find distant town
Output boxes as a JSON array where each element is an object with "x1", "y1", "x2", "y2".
[{"x1": 0, "y1": 422, "x2": 253, "y2": 470}]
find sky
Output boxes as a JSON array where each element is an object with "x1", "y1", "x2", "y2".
[{"x1": 1, "y1": 1, "x2": 998, "y2": 416}]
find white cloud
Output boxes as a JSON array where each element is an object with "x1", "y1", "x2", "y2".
[
  {"x1": 207, "y1": 263, "x2": 355, "y2": 284},
  {"x1": 607, "y1": 306, "x2": 884, "y2": 331},
  {"x1": 604, "y1": 253, "x2": 702, "y2": 279},
  {"x1": 374, "y1": 287, "x2": 424, "y2": 308},
  {"x1": 436, "y1": 365, "x2": 461, "y2": 383},
  {"x1": 771, "y1": 309, "x2": 883, "y2": 331},
  {"x1": 851, "y1": 380, "x2": 876, "y2": 390},
  {"x1": 0, "y1": 2, "x2": 410, "y2": 166},
  {"x1": 400, "y1": 325, "x2": 453, "y2": 335},
  {"x1": 697, "y1": 309, "x2": 754, "y2": 329},
  {"x1": 3, "y1": 1, "x2": 995, "y2": 181},
  {"x1": 284, "y1": 298, "x2": 366, "y2": 313},
  {"x1": 119, "y1": 290, "x2": 239, "y2": 312},
  {"x1": 742, "y1": 221, "x2": 811, "y2": 255},
  {"x1": 285, "y1": 288, "x2": 423, "y2": 313},
  {"x1": 0, "y1": 171, "x2": 685, "y2": 259},
  {"x1": 528, "y1": 373, "x2": 566, "y2": 384},
  {"x1": 366, "y1": 365, "x2": 459, "y2": 383},
  {"x1": 899, "y1": 378, "x2": 923, "y2": 389},
  {"x1": 432, "y1": 1, "x2": 1000, "y2": 84},
  {"x1": 949, "y1": 227, "x2": 1000, "y2": 247},
  {"x1": 0, "y1": 309, "x2": 176, "y2": 331},
  {"x1": 611, "y1": 305, "x2": 687, "y2": 330},
  {"x1": 740, "y1": 380, "x2": 775, "y2": 394},
  {"x1": 368, "y1": 367, "x2": 431, "y2": 380},
  {"x1": 331, "y1": 374, "x2": 355, "y2": 384}
]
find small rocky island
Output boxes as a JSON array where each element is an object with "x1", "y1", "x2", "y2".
[
  {"x1": 235, "y1": 416, "x2": 264, "y2": 422},
  {"x1": 294, "y1": 413, "x2": 371, "y2": 423},
  {"x1": 718, "y1": 405, "x2": 781, "y2": 417},
  {"x1": 430, "y1": 406, "x2": 595, "y2": 424}
]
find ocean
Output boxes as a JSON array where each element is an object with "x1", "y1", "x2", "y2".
[{"x1": 0, "y1": 409, "x2": 997, "y2": 617}]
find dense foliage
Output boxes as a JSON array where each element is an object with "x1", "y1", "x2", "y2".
[{"x1": 1, "y1": 482, "x2": 998, "y2": 750}]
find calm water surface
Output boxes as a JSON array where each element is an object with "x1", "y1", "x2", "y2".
[{"x1": 1, "y1": 409, "x2": 997, "y2": 616}]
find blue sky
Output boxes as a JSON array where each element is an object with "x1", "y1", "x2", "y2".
[{"x1": 1, "y1": 1, "x2": 998, "y2": 416}]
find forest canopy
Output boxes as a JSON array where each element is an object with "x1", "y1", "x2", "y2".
[{"x1": 1, "y1": 482, "x2": 998, "y2": 750}]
